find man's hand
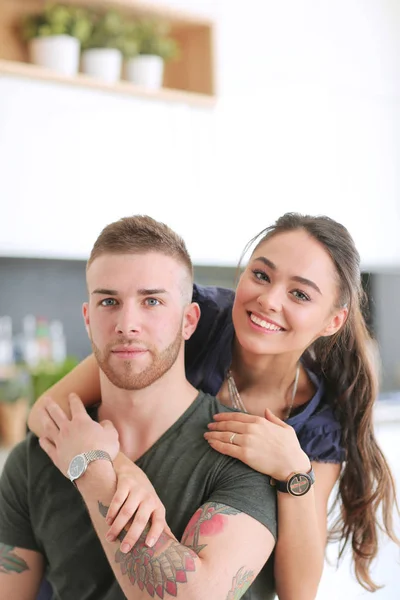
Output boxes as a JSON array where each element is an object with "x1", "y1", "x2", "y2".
[{"x1": 38, "y1": 392, "x2": 120, "y2": 476}]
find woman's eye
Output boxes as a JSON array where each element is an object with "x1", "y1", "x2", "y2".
[
  {"x1": 100, "y1": 298, "x2": 117, "y2": 306},
  {"x1": 292, "y1": 290, "x2": 310, "y2": 302},
  {"x1": 145, "y1": 298, "x2": 160, "y2": 306},
  {"x1": 252, "y1": 270, "x2": 270, "y2": 283}
]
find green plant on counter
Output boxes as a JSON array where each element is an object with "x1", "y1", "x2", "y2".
[
  {"x1": 30, "y1": 356, "x2": 79, "y2": 405},
  {"x1": 21, "y1": 3, "x2": 93, "y2": 44},
  {"x1": 123, "y1": 18, "x2": 180, "y2": 61},
  {"x1": 0, "y1": 368, "x2": 33, "y2": 405}
]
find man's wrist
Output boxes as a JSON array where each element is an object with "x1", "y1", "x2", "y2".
[{"x1": 75, "y1": 459, "x2": 116, "y2": 493}]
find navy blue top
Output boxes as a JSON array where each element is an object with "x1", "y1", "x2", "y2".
[{"x1": 186, "y1": 284, "x2": 345, "y2": 464}]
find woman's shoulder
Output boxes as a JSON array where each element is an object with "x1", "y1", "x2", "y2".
[
  {"x1": 192, "y1": 283, "x2": 235, "y2": 311},
  {"x1": 290, "y1": 368, "x2": 345, "y2": 463}
]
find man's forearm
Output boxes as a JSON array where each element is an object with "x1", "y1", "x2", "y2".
[{"x1": 76, "y1": 463, "x2": 203, "y2": 600}]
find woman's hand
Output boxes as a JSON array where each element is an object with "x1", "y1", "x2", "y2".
[
  {"x1": 105, "y1": 453, "x2": 169, "y2": 552},
  {"x1": 204, "y1": 409, "x2": 310, "y2": 481}
]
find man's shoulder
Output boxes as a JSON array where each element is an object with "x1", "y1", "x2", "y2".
[
  {"x1": 1, "y1": 432, "x2": 53, "y2": 483},
  {"x1": 192, "y1": 391, "x2": 240, "y2": 419}
]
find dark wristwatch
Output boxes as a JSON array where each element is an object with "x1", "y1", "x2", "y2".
[
  {"x1": 271, "y1": 467, "x2": 315, "y2": 496},
  {"x1": 67, "y1": 450, "x2": 113, "y2": 487}
]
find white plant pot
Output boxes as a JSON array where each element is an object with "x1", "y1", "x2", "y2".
[
  {"x1": 29, "y1": 35, "x2": 80, "y2": 76},
  {"x1": 81, "y1": 48, "x2": 122, "y2": 84},
  {"x1": 126, "y1": 55, "x2": 164, "y2": 89}
]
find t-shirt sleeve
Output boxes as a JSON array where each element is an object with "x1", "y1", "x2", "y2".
[
  {"x1": 206, "y1": 455, "x2": 277, "y2": 540},
  {"x1": 298, "y1": 421, "x2": 345, "y2": 464},
  {"x1": 0, "y1": 440, "x2": 40, "y2": 551}
]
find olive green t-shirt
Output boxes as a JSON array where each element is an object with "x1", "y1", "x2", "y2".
[{"x1": 0, "y1": 392, "x2": 277, "y2": 599}]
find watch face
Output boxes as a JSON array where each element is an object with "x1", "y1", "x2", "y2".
[
  {"x1": 68, "y1": 455, "x2": 86, "y2": 480},
  {"x1": 288, "y1": 473, "x2": 311, "y2": 496}
]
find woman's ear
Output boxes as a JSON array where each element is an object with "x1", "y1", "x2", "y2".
[
  {"x1": 321, "y1": 306, "x2": 348, "y2": 337},
  {"x1": 182, "y1": 302, "x2": 201, "y2": 340}
]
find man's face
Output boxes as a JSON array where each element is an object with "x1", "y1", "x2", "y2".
[{"x1": 83, "y1": 252, "x2": 195, "y2": 390}]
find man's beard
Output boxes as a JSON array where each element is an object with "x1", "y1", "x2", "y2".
[{"x1": 91, "y1": 328, "x2": 183, "y2": 390}]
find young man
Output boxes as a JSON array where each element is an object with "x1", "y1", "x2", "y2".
[{"x1": 0, "y1": 216, "x2": 277, "y2": 600}]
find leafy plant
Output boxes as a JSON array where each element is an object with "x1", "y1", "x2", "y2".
[
  {"x1": 124, "y1": 18, "x2": 179, "y2": 61},
  {"x1": 82, "y1": 10, "x2": 132, "y2": 55},
  {"x1": 21, "y1": 3, "x2": 93, "y2": 44}
]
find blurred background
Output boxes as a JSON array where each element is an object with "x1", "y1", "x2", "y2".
[{"x1": 0, "y1": 0, "x2": 399, "y2": 597}]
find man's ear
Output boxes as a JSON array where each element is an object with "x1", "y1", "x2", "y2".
[
  {"x1": 320, "y1": 306, "x2": 348, "y2": 337},
  {"x1": 182, "y1": 302, "x2": 201, "y2": 341},
  {"x1": 82, "y1": 302, "x2": 90, "y2": 336}
]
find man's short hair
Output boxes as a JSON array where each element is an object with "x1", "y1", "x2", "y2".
[{"x1": 87, "y1": 215, "x2": 193, "y2": 301}]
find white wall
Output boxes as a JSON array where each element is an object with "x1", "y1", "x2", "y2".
[{"x1": 1, "y1": 0, "x2": 400, "y2": 267}]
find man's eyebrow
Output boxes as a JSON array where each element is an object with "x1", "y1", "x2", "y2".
[
  {"x1": 91, "y1": 288, "x2": 169, "y2": 296},
  {"x1": 253, "y1": 256, "x2": 322, "y2": 294},
  {"x1": 92, "y1": 288, "x2": 118, "y2": 295}
]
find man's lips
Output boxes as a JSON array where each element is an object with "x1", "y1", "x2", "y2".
[{"x1": 111, "y1": 346, "x2": 148, "y2": 357}]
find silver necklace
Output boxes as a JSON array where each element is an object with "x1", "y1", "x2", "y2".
[{"x1": 226, "y1": 364, "x2": 300, "y2": 420}]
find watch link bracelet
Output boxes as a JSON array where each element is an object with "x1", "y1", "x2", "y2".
[
  {"x1": 67, "y1": 450, "x2": 113, "y2": 487},
  {"x1": 271, "y1": 466, "x2": 315, "y2": 497}
]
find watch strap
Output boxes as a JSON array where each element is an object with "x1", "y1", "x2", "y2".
[{"x1": 83, "y1": 449, "x2": 113, "y2": 465}]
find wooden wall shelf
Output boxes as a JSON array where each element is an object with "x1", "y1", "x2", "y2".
[
  {"x1": 0, "y1": 59, "x2": 216, "y2": 106},
  {"x1": 0, "y1": 0, "x2": 216, "y2": 103}
]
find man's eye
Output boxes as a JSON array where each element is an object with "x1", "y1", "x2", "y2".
[
  {"x1": 145, "y1": 298, "x2": 160, "y2": 306},
  {"x1": 100, "y1": 298, "x2": 117, "y2": 306}
]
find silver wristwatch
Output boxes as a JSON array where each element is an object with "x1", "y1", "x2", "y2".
[{"x1": 67, "y1": 450, "x2": 113, "y2": 487}]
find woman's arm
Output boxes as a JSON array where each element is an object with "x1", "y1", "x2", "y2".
[
  {"x1": 204, "y1": 409, "x2": 342, "y2": 600},
  {"x1": 274, "y1": 461, "x2": 341, "y2": 600},
  {"x1": 27, "y1": 354, "x2": 101, "y2": 438}
]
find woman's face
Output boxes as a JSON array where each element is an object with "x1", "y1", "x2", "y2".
[{"x1": 232, "y1": 229, "x2": 347, "y2": 358}]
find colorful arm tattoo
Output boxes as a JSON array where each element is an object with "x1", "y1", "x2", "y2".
[
  {"x1": 0, "y1": 544, "x2": 29, "y2": 574},
  {"x1": 182, "y1": 502, "x2": 242, "y2": 554},
  {"x1": 225, "y1": 567, "x2": 254, "y2": 600},
  {"x1": 98, "y1": 502, "x2": 197, "y2": 598}
]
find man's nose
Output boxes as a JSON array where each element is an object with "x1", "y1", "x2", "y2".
[{"x1": 114, "y1": 303, "x2": 141, "y2": 336}]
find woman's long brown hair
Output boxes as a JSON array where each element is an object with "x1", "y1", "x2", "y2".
[{"x1": 241, "y1": 213, "x2": 399, "y2": 591}]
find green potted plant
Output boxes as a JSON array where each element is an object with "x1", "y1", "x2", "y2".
[
  {"x1": 125, "y1": 18, "x2": 179, "y2": 89},
  {"x1": 21, "y1": 3, "x2": 93, "y2": 76},
  {"x1": 81, "y1": 10, "x2": 129, "y2": 84},
  {"x1": 0, "y1": 367, "x2": 32, "y2": 448}
]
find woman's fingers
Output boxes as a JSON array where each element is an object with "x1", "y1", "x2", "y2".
[
  {"x1": 144, "y1": 505, "x2": 167, "y2": 548},
  {"x1": 106, "y1": 482, "x2": 130, "y2": 524},
  {"x1": 207, "y1": 420, "x2": 248, "y2": 434},
  {"x1": 206, "y1": 437, "x2": 243, "y2": 460},
  {"x1": 106, "y1": 495, "x2": 140, "y2": 543},
  {"x1": 116, "y1": 500, "x2": 156, "y2": 552},
  {"x1": 213, "y1": 411, "x2": 259, "y2": 423},
  {"x1": 204, "y1": 431, "x2": 244, "y2": 446}
]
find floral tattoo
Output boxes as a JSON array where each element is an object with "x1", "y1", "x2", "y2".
[
  {"x1": 0, "y1": 544, "x2": 29, "y2": 574},
  {"x1": 98, "y1": 501, "x2": 197, "y2": 598}
]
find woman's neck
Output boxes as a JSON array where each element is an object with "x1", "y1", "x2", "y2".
[{"x1": 230, "y1": 337, "x2": 301, "y2": 397}]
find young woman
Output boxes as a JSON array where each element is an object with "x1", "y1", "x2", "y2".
[{"x1": 29, "y1": 213, "x2": 398, "y2": 599}]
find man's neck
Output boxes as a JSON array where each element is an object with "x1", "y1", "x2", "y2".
[{"x1": 98, "y1": 366, "x2": 199, "y2": 462}]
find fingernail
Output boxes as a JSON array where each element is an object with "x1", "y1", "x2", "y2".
[
  {"x1": 106, "y1": 533, "x2": 114, "y2": 542},
  {"x1": 146, "y1": 538, "x2": 155, "y2": 548},
  {"x1": 207, "y1": 423, "x2": 215, "y2": 429},
  {"x1": 105, "y1": 517, "x2": 112, "y2": 525},
  {"x1": 120, "y1": 542, "x2": 130, "y2": 553}
]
